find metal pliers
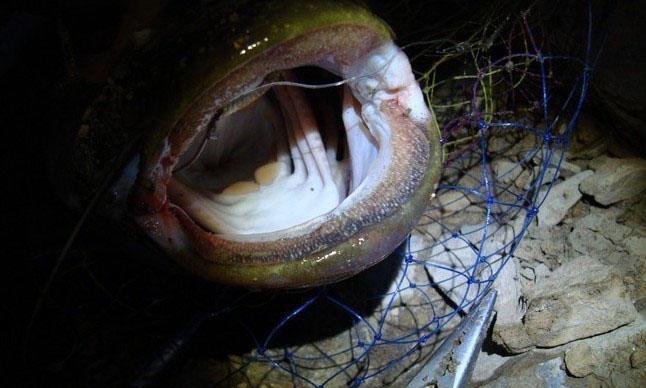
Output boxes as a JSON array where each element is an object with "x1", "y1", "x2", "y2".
[{"x1": 408, "y1": 290, "x2": 497, "y2": 388}]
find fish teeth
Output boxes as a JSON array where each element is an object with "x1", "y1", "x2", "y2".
[
  {"x1": 348, "y1": 42, "x2": 430, "y2": 124},
  {"x1": 254, "y1": 161, "x2": 288, "y2": 186},
  {"x1": 221, "y1": 181, "x2": 260, "y2": 195}
]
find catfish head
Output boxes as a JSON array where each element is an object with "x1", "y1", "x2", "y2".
[{"x1": 54, "y1": 0, "x2": 442, "y2": 289}]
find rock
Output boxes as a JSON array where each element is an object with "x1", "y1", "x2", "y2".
[
  {"x1": 513, "y1": 234, "x2": 544, "y2": 264},
  {"x1": 564, "y1": 343, "x2": 597, "y2": 377},
  {"x1": 435, "y1": 189, "x2": 471, "y2": 213},
  {"x1": 568, "y1": 117, "x2": 608, "y2": 160},
  {"x1": 630, "y1": 348, "x2": 646, "y2": 369},
  {"x1": 534, "y1": 358, "x2": 567, "y2": 387},
  {"x1": 537, "y1": 167, "x2": 559, "y2": 185},
  {"x1": 475, "y1": 314, "x2": 646, "y2": 388},
  {"x1": 518, "y1": 263, "x2": 551, "y2": 290},
  {"x1": 492, "y1": 160, "x2": 521, "y2": 185},
  {"x1": 624, "y1": 235, "x2": 646, "y2": 258},
  {"x1": 490, "y1": 258, "x2": 534, "y2": 353},
  {"x1": 519, "y1": 266, "x2": 534, "y2": 282},
  {"x1": 421, "y1": 232, "x2": 483, "y2": 305},
  {"x1": 580, "y1": 156, "x2": 646, "y2": 205},
  {"x1": 537, "y1": 231, "x2": 569, "y2": 261},
  {"x1": 573, "y1": 117, "x2": 604, "y2": 146},
  {"x1": 478, "y1": 356, "x2": 567, "y2": 388},
  {"x1": 567, "y1": 207, "x2": 635, "y2": 262},
  {"x1": 617, "y1": 196, "x2": 646, "y2": 227},
  {"x1": 456, "y1": 164, "x2": 484, "y2": 189},
  {"x1": 471, "y1": 351, "x2": 512, "y2": 384},
  {"x1": 488, "y1": 130, "x2": 534, "y2": 156},
  {"x1": 556, "y1": 159, "x2": 582, "y2": 177},
  {"x1": 461, "y1": 222, "x2": 518, "y2": 256},
  {"x1": 537, "y1": 170, "x2": 593, "y2": 227},
  {"x1": 132, "y1": 28, "x2": 152, "y2": 47},
  {"x1": 491, "y1": 159, "x2": 552, "y2": 190},
  {"x1": 523, "y1": 256, "x2": 638, "y2": 347},
  {"x1": 492, "y1": 324, "x2": 534, "y2": 356},
  {"x1": 575, "y1": 207, "x2": 631, "y2": 243},
  {"x1": 411, "y1": 222, "x2": 523, "y2": 313},
  {"x1": 568, "y1": 223, "x2": 614, "y2": 258},
  {"x1": 507, "y1": 154, "x2": 582, "y2": 189}
]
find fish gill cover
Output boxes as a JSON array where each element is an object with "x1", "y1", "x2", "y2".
[{"x1": 9, "y1": 0, "x2": 597, "y2": 386}]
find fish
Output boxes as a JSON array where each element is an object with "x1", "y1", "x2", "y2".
[{"x1": 51, "y1": 0, "x2": 442, "y2": 289}]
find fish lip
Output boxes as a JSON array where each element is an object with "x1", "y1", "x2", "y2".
[
  {"x1": 169, "y1": 102, "x2": 440, "y2": 289},
  {"x1": 128, "y1": 31, "x2": 441, "y2": 288}
]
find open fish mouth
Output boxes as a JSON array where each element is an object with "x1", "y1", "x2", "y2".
[
  {"x1": 69, "y1": 1, "x2": 442, "y2": 288},
  {"x1": 169, "y1": 69, "x2": 394, "y2": 237},
  {"x1": 168, "y1": 44, "x2": 436, "y2": 239}
]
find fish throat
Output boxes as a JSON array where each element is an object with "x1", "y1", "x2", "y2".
[
  {"x1": 163, "y1": 42, "x2": 429, "y2": 246},
  {"x1": 171, "y1": 68, "x2": 393, "y2": 237}
]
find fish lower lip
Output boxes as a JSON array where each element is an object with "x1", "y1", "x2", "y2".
[{"x1": 133, "y1": 40, "x2": 441, "y2": 288}]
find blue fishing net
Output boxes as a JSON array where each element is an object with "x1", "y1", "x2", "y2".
[
  {"x1": 140, "y1": 6, "x2": 593, "y2": 388},
  {"x1": 18, "y1": 3, "x2": 595, "y2": 387}
]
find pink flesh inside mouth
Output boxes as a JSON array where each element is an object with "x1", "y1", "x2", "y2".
[
  {"x1": 162, "y1": 41, "x2": 432, "y2": 242},
  {"x1": 167, "y1": 78, "x2": 352, "y2": 236}
]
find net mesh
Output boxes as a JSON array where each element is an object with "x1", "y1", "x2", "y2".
[
  {"x1": 147, "y1": 5, "x2": 593, "y2": 387},
  {"x1": 20, "y1": 2, "x2": 595, "y2": 387}
]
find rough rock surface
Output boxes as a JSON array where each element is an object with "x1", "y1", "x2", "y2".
[
  {"x1": 171, "y1": 124, "x2": 646, "y2": 387},
  {"x1": 564, "y1": 343, "x2": 597, "y2": 377},
  {"x1": 435, "y1": 137, "x2": 646, "y2": 387},
  {"x1": 477, "y1": 356, "x2": 567, "y2": 388},
  {"x1": 625, "y1": 235, "x2": 646, "y2": 257},
  {"x1": 475, "y1": 317, "x2": 646, "y2": 387},
  {"x1": 472, "y1": 127, "x2": 646, "y2": 387},
  {"x1": 631, "y1": 348, "x2": 646, "y2": 369},
  {"x1": 410, "y1": 222, "x2": 520, "y2": 310},
  {"x1": 490, "y1": 257, "x2": 533, "y2": 354},
  {"x1": 523, "y1": 256, "x2": 637, "y2": 347},
  {"x1": 471, "y1": 352, "x2": 512, "y2": 384},
  {"x1": 580, "y1": 156, "x2": 646, "y2": 205},
  {"x1": 537, "y1": 170, "x2": 593, "y2": 227}
]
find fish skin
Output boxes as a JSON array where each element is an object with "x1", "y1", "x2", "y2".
[
  {"x1": 53, "y1": 0, "x2": 441, "y2": 288},
  {"x1": 54, "y1": 0, "x2": 390, "y2": 202}
]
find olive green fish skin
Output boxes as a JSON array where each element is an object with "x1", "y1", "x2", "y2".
[
  {"x1": 58, "y1": 0, "x2": 441, "y2": 289},
  {"x1": 66, "y1": 0, "x2": 391, "y2": 203},
  {"x1": 170, "y1": 104, "x2": 442, "y2": 288}
]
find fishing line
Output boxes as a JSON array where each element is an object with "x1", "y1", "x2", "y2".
[
  {"x1": 25, "y1": 2, "x2": 599, "y2": 386},
  {"x1": 173, "y1": 48, "x2": 403, "y2": 173},
  {"x1": 186, "y1": 3, "x2": 594, "y2": 386}
]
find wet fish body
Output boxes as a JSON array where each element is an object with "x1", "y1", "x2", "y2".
[{"x1": 53, "y1": 0, "x2": 442, "y2": 288}]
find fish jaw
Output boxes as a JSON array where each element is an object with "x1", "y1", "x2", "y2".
[{"x1": 131, "y1": 39, "x2": 442, "y2": 289}]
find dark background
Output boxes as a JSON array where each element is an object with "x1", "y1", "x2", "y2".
[{"x1": 0, "y1": 0, "x2": 641, "y2": 386}]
